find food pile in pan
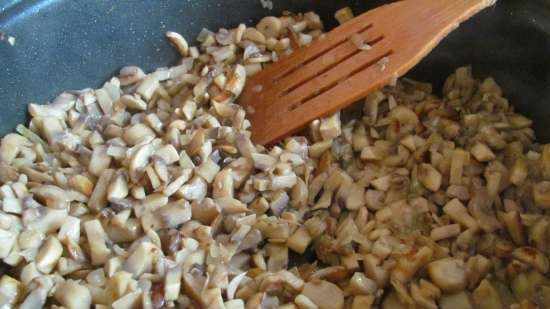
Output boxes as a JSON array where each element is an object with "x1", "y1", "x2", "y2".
[{"x1": 0, "y1": 8, "x2": 548, "y2": 309}]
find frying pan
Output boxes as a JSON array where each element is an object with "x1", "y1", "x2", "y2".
[{"x1": 0, "y1": 0, "x2": 549, "y2": 143}]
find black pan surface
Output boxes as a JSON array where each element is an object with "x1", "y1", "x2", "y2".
[{"x1": 1, "y1": 0, "x2": 549, "y2": 139}]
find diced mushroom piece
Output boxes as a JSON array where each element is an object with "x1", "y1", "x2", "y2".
[
  {"x1": 351, "y1": 295, "x2": 374, "y2": 309},
  {"x1": 84, "y1": 219, "x2": 112, "y2": 266},
  {"x1": 30, "y1": 185, "x2": 70, "y2": 209},
  {"x1": 107, "y1": 172, "x2": 129, "y2": 201},
  {"x1": 410, "y1": 280, "x2": 441, "y2": 309},
  {"x1": 334, "y1": 7, "x2": 354, "y2": 24},
  {"x1": 295, "y1": 294, "x2": 319, "y2": 309},
  {"x1": 449, "y1": 149, "x2": 468, "y2": 185},
  {"x1": 319, "y1": 113, "x2": 341, "y2": 140},
  {"x1": 68, "y1": 174, "x2": 94, "y2": 196},
  {"x1": 438, "y1": 292, "x2": 473, "y2": 309},
  {"x1": 0, "y1": 229, "x2": 16, "y2": 258},
  {"x1": 465, "y1": 254, "x2": 492, "y2": 290},
  {"x1": 0, "y1": 133, "x2": 30, "y2": 164},
  {"x1": 511, "y1": 247, "x2": 549, "y2": 273},
  {"x1": 256, "y1": 16, "x2": 283, "y2": 38},
  {"x1": 225, "y1": 299, "x2": 245, "y2": 309},
  {"x1": 470, "y1": 142, "x2": 495, "y2": 162},
  {"x1": 509, "y1": 158, "x2": 528, "y2": 185},
  {"x1": 154, "y1": 144, "x2": 179, "y2": 164},
  {"x1": 21, "y1": 205, "x2": 68, "y2": 233},
  {"x1": 342, "y1": 183, "x2": 365, "y2": 210},
  {"x1": 444, "y1": 199, "x2": 478, "y2": 229},
  {"x1": 348, "y1": 272, "x2": 377, "y2": 295},
  {"x1": 152, "y1": 200, "x2": 192, "y2": 229},
  {"x1": 39, "y1": 117, "x2": 63, "y2": 144},
  {"x1": 430, "y1": 224, "x2": 461, "y2": 241},
  {"x1": 196, "y1": 159, "x2": 221, "y2": 183},
  {"x1": 119, "y1": 66, "x2": 145, "y2": 85},
  {"x1": 389, "y1": 106, "x2": 419, "y2": 126},
  {"x1": 428, "y1": 258, "x2": 467, "y2": 293},
  {"x1": 123, "y1": 241, "x2": 158, "y2": 277},
  {"x1": 54, "y1": 280, "x2": 92, "y2": 309},
  {"x1": 112, "y1": 291, "x2": 142, "y2": 309},
  {"x1": 57, "y1": 216, "x2": 80, "y2": 243},
  {"x1": 179, "y1": 176, "x2": 208, "y2": 201},
  {"x1": 0, "y1": 275, "x2": 23, "y2": 307},
  {"x1": 242, "y1": 27, "x2": 266, "y2": 44},
  {"x1": 391, "y1": 246, "x2": 433, "y2": 283},
  {"x1": 286, "y1": 226, "x2": 312, "y2": 254},
  {"x1": 136, "y1": 74, "x2": 160, "y2": 101},
  {"x1": 500, "y1": 211, "x2": 525, "y2": 245},
  {"x1": 35, "y1": 236, "x2": 62, "y2": 273},
  {"x1": 417, "y1": 164, "x2": 442, "y2": 192},
  {"x1": 118, "y1": 94, "x2": 147, "y2": 111},
  {"x1": 533, "y1": 181, "x2": 550, "y2": 209},
  {"x1": 19, "y1": 276, "x2": 53, "y2": 309},
  {"x1": 129, "y1": 144, "x2": 154, "y2": 182},
  {"x1": 89, "y1": 169, "x2": 115, "y2": 212},
  {"x1": 166, "y1": 31, "x2": 189, "y2": 56},
  {"x1": 302, "y1": 280, "x2": 344, "y2": 309},
  {"x1": 226, "y1": 64, "x2": 247, "y2": 97},
  {"x1": 123, "y1": 123, "x2": 155, "y2": 146},
  {"x1": 471, "y1": 280, "x2": 502, "y2": 309}
]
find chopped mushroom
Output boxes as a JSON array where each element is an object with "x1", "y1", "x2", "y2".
[
  {"x1": 0, "y1": 10, "x2": 547, "y2": 309},
  {"x1": 302, "y1": 280, "x2": 344, "y2": 309},
  {"x1": 428, "y1": 258, "x2": 467, "y2": 293}
]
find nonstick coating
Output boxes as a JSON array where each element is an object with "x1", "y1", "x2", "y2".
[{"x1": 0, "y1": 0, "x2": 549, "y2": 140}]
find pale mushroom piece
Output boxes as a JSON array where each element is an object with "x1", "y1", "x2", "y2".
[
  {"x1": 348, "y1": 272, "x2": 377, "y2": 295},
  {"x1": 54, "y1": 280, "x2": 92, "y2": 309},
  {"x1": 154, "y1": 144, "x2": 179, "y2": 165},
  {"x1": 442, "y1": 198, "x2": 478, "y2": 229},
  {"x1": 196, "y1": 159, "x2": 221, "y2": 183},
  {"x1": 88, "y1": 169, "x2": 115, "y2": 212},
  {"x1": 68, "y1": 174, "x2": 94, "y2": 196},
  {"x1": 334, "y1": 6, "x2": 354, "y2": 24},
  {"x1": 225, "y1": 299, "x2": 246, "y2": 309},
  {"x1": 471, "y1": 279, "x2": 502, "y2": 309},
  {"x1": 19, "y1": 276, "x2": 53, "y2": 309},
  {"x1": 286, "y1": 226, "x2": 312, "y2": 254},
  {"x1": 295, "y1": 294, "x2": 319, "y2": 309},
  {"x1": 119, "y1": 66, "x2": 146, "y2": 85},
  {"x1": 151, "y1": 200, "x2": 192, "y2": 229},
  {"x1": 417, "y1": 163, "x2": 442, "y2": 192},
  {"x1": 533, "y1": 181, "x2": 550, "y2": 209},
  {"x1": 430, "y1": 224, "x2": 461, "y2": 241},
  {"x1": 470, "y1": 141, "x2": 495, "y2": 162},
  {"x1": 112, "y1": 291, "x2": 142, "y2": 309},
  {"x1": 163, "y1": 169, "x2": 193, "y2": 196},
  {"x1": 438, "y1": 292, "x2": 473, "y2": 309},
  {"x1": 349, "y1": 295, "x2": 374, "y2": 309},
  {"x1": 34, "y1": 236, "x2": 63, "y2": 273},
  {"x1": 428, "y1": 258, "x2": 467, "y2": 293},
  {"x1": 302, "y1": 280, "x2": 344, "y2": 309},
  {"x1": 123, "y1": 123, "x2": 156, "y2": 146},
  {"x1": 136, "y1": 74, "x2": 160, "y2": 101},
  {"x1": 57, "y1": 216, "x2": 80, "y2": 243},
  {"x1": 0, "y1": 275, "x2": 23, "y2": 307},
  {"x1": 0, "y1": 229, "x2": 17, "y2": 259},
  {"x1": 84, "y1": 219, "x2": 112, "y2": 266},
  {"x1": 166, "y1": 31, "x2": 189, "y2": 56}
]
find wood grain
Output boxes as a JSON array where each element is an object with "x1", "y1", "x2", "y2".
[{"x1": 239, "y1": 0, "x2": 494, "y2": 145}]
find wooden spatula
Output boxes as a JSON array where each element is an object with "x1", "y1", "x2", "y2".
[{"x1": 239, "y1": 0, "x2": 495, "y2": 145}]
